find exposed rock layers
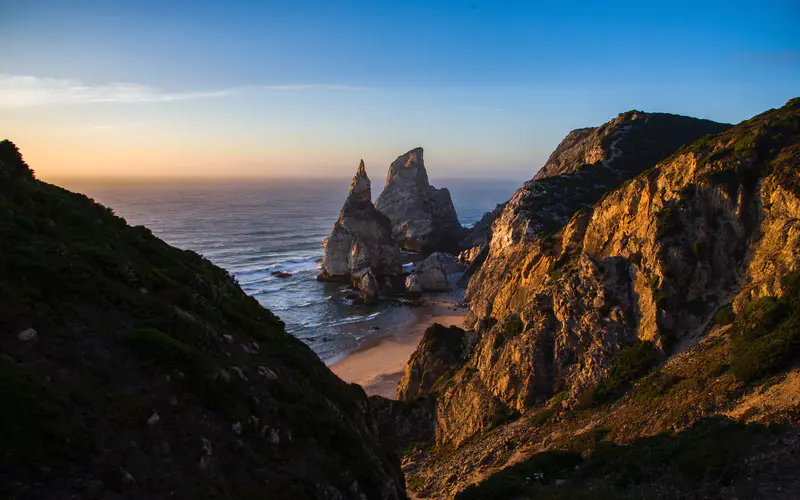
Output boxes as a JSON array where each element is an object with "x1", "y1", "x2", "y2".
[{"x1": 400, "y1": 106, "x2": 789, "y2": 447}]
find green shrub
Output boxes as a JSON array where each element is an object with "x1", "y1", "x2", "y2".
[
  {"x1": 493, "y1": 316, "x2": 524, "y2": 349},
  {"x1": 588, "y1": 341, "x2": 659, "y2": 405},
  {"x1": 455, "y1": 451, "x2": 582, "y2": 500},
  {"x1": 692, "y1": 240, "x2": 706, "y2": 261},
  {"x1": 420, "y1": 323, "x2": 465, "y2": 354},
  {"x1": 654, "y1": 205, "x2": 682, "y2": 239},
  {"x1": 0, "y1": 359, "x2": 88, "y2": 468},
  {"x1": 729, "y1": 271, "x2": 800, "y2": 383},
  {"x1": 712, "y1": 304, "x2": 736, "y2": 325},
  {"x1": 124, "y1": 327, "x2": 198, "y2": 364},
  {"x1": 548, "y1": 251, "x2": 571, "y2": 274},
  {"x1": 488, "y1": 404, "x2": 521, "y2": 430},
  {"x1": 529, "y1": 407, "x2": 556, "y2": 427},
  {"x1": 586, "y1": 417, "x2": 770, "y2": 488}
]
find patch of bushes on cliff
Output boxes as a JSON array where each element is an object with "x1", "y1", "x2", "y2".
[
  {"x1": 420, "y1": 323, "x2": 465, "y2": 355},
  {"x1": 529, "y1": 391, "x2": 568, "y2": 427},
  {"x1": 455, "y1": 450, "x2": 582, "y2": 500},
  {"x1": 654, "y1": 204, "x2": 682, "y2": 239},
  {"x1": 458, "y1": 417, "x2": 777, "y2": 500},
  {"x1": 488, "y1": 403, "x2": 521, "y2": 431},
  {"x1": 582, "y1": 341, "x2": 658, "y2": 406},
  {"x1": 728, "y1": 270, "x2": 800, "y2": 383},
  {"x1": 0, "y1": 359, "x2": 91, "y2": 470},
  {"x1": 579, "y1": 417, "x2": 776, "y2": 492},
  {"x1": 713, "y1": 304, "x2": 736, "y2": 325},
  {"x1": 493, "y1": 315, "x2": 524, "y2": 349}
]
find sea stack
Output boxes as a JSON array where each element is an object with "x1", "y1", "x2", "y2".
[
  {"x1": 375, "y1": 147, "x2": 465, "y2": 253},
  {"x1": 320, "y1": 160, "x2": 401, "y2": 300}
]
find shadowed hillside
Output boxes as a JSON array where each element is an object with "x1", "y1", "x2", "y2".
[{"x1": 0, "y1": 140, "x2": 405, "y2": 500}]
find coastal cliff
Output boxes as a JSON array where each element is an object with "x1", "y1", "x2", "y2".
[
  {"x1": 320, "y1": 160, "x2": 402, "y2": 302},
  {"x1": 398, "y1": 99, "x2": 800, "y2": 499},
  {"x1": 376, "y1": 148, "x2": 465, "y2": 253},
  {"x1": 0, "y1": 142, "x2": 406, "y2": 499}
]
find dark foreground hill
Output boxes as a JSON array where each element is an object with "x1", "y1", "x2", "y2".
[{"x1": 0, "y1": 140, "x2": 405, "y2": 499}]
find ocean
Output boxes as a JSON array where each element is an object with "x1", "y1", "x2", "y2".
[{"x1": 64, "y1": 177, "x2": 521, "y2": 362}]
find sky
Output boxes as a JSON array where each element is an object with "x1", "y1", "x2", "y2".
[{"x1": 1, "y1": 0, "x2": 798, "y2": 182}]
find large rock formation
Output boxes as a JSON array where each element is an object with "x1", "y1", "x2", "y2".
[
  {"x1": 400, "y1": 108, "x2": 748, "y2": 447},
  {"x1": 0, "y1": 143, "x2": 406, "y2": 499},
  {"x1": 375, "y1": 148, "x2": 465, "y2": 253},
  {"x1": 397, "y1": 324, "x2": 470, "y2": 401},
  {"x1": 408, "y1": 252, "x2": 462, "y2": 293},
  {"x1": 398, "y1": 99, "x2": 800, "y2": 499},
  {"x1": 320, "y1": 160, "x2": 402, "y2": 298}
]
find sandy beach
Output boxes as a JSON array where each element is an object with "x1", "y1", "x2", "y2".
[{"x1": 330, "y1": 296, "x2": 466, "y2": 399}]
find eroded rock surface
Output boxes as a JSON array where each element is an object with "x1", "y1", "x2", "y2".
[
  {"x1": 375, "y1": 148, "x2": 465, "y2": 253},
  {"x1": 320, "y1": 160, "x2": 402, "y2": 298},
  {"x1": 399, "y1": 104, "x2": 800, "y2": 449},
  {"x1": 409, "y1": 253, "x2": 461, "y2": 293},
  {"x1": 397, "y1": 324, "x2": 471, "y2": 401}
]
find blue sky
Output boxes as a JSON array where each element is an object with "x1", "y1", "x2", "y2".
[{"x1": 1, "y1": 0, "x2": 798, "y2": 181}]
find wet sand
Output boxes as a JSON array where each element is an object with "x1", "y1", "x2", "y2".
[{"x1": 330, "y1": 296, "x2": 466, "y2": 399}]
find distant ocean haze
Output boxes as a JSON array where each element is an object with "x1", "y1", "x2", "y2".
[{"x1": 65, "y1": 177, "x2": 522, "y2": 361}]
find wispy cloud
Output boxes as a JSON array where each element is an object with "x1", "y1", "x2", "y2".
[{"x1": 0, "y1": 75, "x2": 366, "y2": 108}]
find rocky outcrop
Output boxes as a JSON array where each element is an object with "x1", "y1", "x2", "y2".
[
  {"x1": 461, "y1": 202, "x2": 507, "y2": 251},
  {"x1": 408, "y1": 253, "x2": 461, "y2": 293},
  {"x1": 456, "y1": 203, "x2": 507, "y2": 280},
  {"x1": 320, "y1": 160, "x2": 402, "y2": 298},
  {"x1": 488, "y1": 112, "x2": 731, "y2": 252},
  {"x1": 405, "y1": 102, "x2": 800, "y2": 448},
  {"x1": 0, "y1": 145, "x2": 407, "y2": 500},
  {"x1": 368, "y1": 395, "x2": 437, "y2": 452},
  {"x1": 397, "y1": 324, "x2": 471, "y2": 401},
  {"x1": 375, "y1": 148, "x2": 465, "y2": 253},
  {"x1": 358, "y1": 267, "x2": 380, "y2": 304}
]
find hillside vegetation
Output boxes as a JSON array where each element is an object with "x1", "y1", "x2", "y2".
[{"x1": 0, "y1": 140, "x2": 405, "y2": 499}]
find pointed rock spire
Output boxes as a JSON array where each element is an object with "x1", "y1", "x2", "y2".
[
  {"x1": 374, "y1": 147, "x2": 465, "y2": 253},
  {"x1": 348, "y1": 159, "x2": 371, "y2": 204},
  {"x1": 319, "y1": 159, "x2": 402, "y2": 297}
]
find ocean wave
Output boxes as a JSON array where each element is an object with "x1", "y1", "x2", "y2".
[
  {"x1": 268, "y1": 296, "x2": 332, "y2": 311},
  {"x1": 287, "y1": 311, "x2": 381, "y2": 332},
  {"x1": 232, "y1": 255, "x2": 321, "y2": 284}
]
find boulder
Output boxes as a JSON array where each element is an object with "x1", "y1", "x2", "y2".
[
  {"x1": 405, "y1": 274, "x2": 422, "y2": 298},
  {"x1": 375, "y1": 148, "x2": 465, "y2": 253},
  {"x1": 320, "y1": 160, "x2": 401, "y2": 293},
  {"x1": 412, "y1": 252, "x2": 461, "y2": 292},
  {"x1": 397, "y1": 323, "x2": 468, "y2": 400},
  {"x1": 357, "y1": 268, "x2": 380, "y2": 305}
]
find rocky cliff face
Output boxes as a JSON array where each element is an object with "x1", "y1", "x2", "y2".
[
  {"x1": 375, "y1": 148, "x2": 465, "y2": 253},
  {"x1": 399, "y1": 99, "x2": 800, "y2": 499},
  {"x1": 0, "y1": 144, "x2": 406, "y2": 499},
  {"x1": 320, "y1": 160, "x2": 402, "y2": 299},
  {"x1": 407, "y1": 253, "x2": 462, "y2": 294},
  {"x1": 403, "y1": 101, "x2": 799, "y2": 449},
  {"x1": 397, "y1": 324, "x2": 471, "y2": 401}
]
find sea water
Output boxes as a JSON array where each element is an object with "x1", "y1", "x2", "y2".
[{"x1": 67, "y1": 177, "x2": 520, "y2": 362}]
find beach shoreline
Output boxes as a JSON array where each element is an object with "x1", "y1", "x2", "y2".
[{"x1": 330, "y1": 294, "x2": 467, "y2": 399}]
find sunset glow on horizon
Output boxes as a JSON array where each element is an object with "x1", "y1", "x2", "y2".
[{"x1": 2, "y1": 0, "x2": 798, "y2": 182}]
